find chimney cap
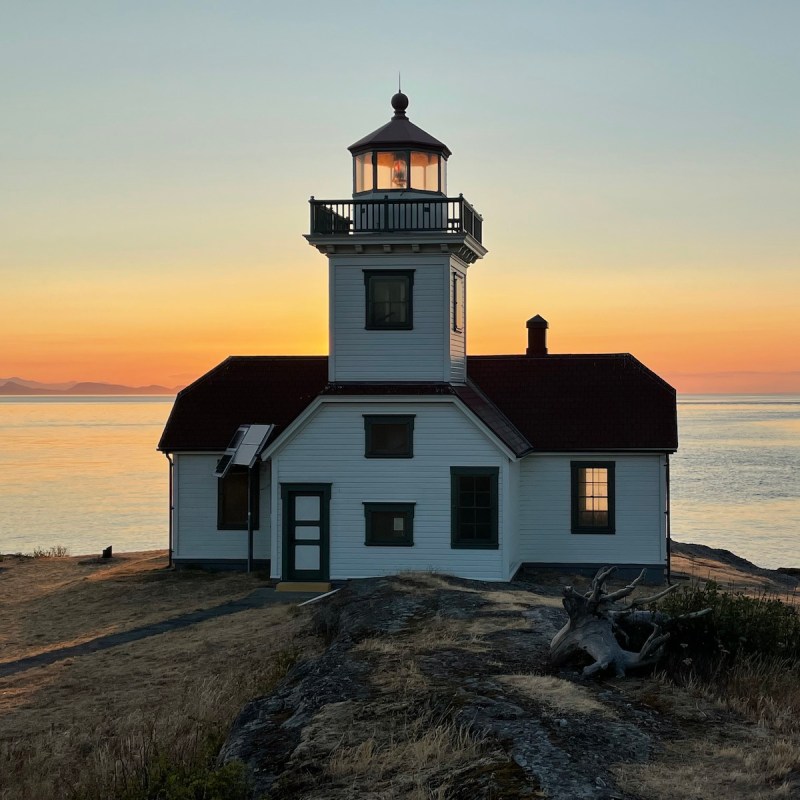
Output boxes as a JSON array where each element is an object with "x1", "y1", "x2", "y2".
[{"x1": 526, "y1": 314, "x2": 548, "y2": 329}]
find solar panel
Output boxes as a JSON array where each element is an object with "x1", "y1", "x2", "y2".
[
  {"x1": 214, "y1": 454, "x2": 233, "y2": 478},
  {"x1": 213, "y1": 424, "x2": 275, "y2": 478}
]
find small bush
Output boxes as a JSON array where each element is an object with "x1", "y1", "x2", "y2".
[
  {"x1": 656, "y1": 581, "x2": 800, "y2": 678},
  {"x1": 30, "y1": 545, "x2": 70, "y2": 558},
  {"x1": 110, "y1": 753, "x2": 250, "y2": 800}
]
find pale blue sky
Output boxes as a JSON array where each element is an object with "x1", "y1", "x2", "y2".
[{"x1": 1, "y1": 1, "x2": 798, "y2": 390}]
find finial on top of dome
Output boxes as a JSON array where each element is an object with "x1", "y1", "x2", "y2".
[{"x1": 391, "y1": 88, "x2": 409, "y2": 118}]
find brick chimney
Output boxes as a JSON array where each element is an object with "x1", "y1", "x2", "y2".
[{"x1": 526, "y1": 315, "x2": 548, "y2": 356}]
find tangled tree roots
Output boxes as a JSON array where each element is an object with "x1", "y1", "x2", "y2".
[{"x1": 549, "y1": 567, "x2": 710, "y2": 678}]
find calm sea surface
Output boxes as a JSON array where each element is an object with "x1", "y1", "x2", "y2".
[{"x1": 0, "y1": 395, "x2": 797, "y2": 568}]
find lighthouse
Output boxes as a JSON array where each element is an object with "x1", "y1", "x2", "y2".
[{"x1": 305, "y1": 92, "x2": 487, "y2": 384}]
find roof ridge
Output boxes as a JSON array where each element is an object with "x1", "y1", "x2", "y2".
[{"x1": 467, "y1": 353, "x2": 633, "y2": 360}]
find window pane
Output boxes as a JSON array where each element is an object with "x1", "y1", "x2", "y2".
[
  {"x1": 369, "y1": 275, "x2": 409, "y2": 327},
  {"x1": 220, "y1": 468, "x2": 248, "y2": 527},
  {"x1": 295, "y1": 495, "x2": 320, "y2": 521},
  {"x1": 452, "y1": 469, "x2": 497, "y2": 548},
  {"x1": 452, "y1": 273, "x2": 465, "y2": 332},
  {"x1": 376, "y1": 151, "x2": 407, "y2": 189},
  {"x1": 355, "y1": 153, "x2": 372, "y2": 193},
  {"x1": 410, "y1": 151, "x2": 439, "y2": 191},
  {"x1": 366, "y1": 505, "x2": 413, "y2": 545},
  {"x1": 574, "y1": 463, "x2": 612, "y2": 531},
  {"x1": 371, "y1": 423, "x2": 409, "y2": 455}
]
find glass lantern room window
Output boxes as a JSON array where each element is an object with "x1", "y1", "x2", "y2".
[
  {"x1": 376, "y1": 151, "x2": 408, "y2": 190},
  {"x1": 354, "y1": 153, "x2": 372, "y2": 193},
  {"x1": 410, "y1": 152, "x2": 439, "y2": 191},
  {"x1": 355, "y1": 150, "x2": 446, "y2": 193}
]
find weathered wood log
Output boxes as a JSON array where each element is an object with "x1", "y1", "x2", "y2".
[{"x1": 549, "y1": 566, "x2": 710, "y2": 677}]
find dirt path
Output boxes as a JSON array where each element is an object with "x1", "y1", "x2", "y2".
[{"x1": 0, "y1": 586, "x2": 317, "y2": 678}]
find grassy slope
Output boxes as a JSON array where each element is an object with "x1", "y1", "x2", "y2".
[{"x1": 0, "y1": 550, "x2": 798, "y2": 799}]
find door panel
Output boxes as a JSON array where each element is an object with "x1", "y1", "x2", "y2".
[{"x1": 281, "y1": 484, "x2": 331, "y2": 581}]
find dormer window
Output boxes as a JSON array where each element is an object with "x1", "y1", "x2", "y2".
[{"x1": 364, "y1": 270, "x2": 414, "y2": 330}]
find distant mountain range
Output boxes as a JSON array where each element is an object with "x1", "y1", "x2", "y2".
[{"x1": 0, "y1": 377, "x2": 181, "y2": 396}]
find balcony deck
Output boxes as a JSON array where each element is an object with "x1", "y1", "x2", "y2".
[{"x1": 308, "y1": 195, "x2": 483, "y2": 245}]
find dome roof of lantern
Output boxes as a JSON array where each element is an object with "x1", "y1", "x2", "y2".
[{"x1": 348, "y1": 93, "x2": 451, "y2": 158}]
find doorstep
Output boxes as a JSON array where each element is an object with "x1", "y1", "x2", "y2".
[{"x1": 275, "y1": 581, "x2": 332, "y2": 593}]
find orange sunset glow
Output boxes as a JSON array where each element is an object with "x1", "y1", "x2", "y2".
[{"x1": 2, "y1": 5, "x2": 798, "y2": 395}]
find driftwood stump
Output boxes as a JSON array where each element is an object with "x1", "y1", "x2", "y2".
[{"x1": 550, "y1": 566, "x2": 709, "y2": 677}]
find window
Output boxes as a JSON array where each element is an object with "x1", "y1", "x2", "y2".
[
  {"x1": 410, "y1": 151, "x2": 440, "y2": 191},
  {"x1": 217, "y1": 466, "x2": 259, "y2": 530},
  {"x1": 354, "y1": 152, "x2": 373, "y2": 193},
  {"x1": 450, "y1": 467, "x2": 499, "y2": 549},
  {"x1": 364, "y1": 270, "x2": 414, "y2": 330},
  {"x1": 364, "y1": 503, "x2": 415, "y2": 546},
  {"x1": 571, "y1": 462, "x2": 615, "y2": 534},
  {"x1": 452, "y1": 272, "x2": 465, "y2": 332},
  {"x1": 376, "y1": 151, "x2": 408, "y2": 189},
  {"x1": 364, "y1": 415, "x2": 414, "y2": 458}
]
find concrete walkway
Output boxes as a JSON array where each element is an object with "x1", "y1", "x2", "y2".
[{"x1": 0, "y1": 587, "x2": 318, "y2": 679}]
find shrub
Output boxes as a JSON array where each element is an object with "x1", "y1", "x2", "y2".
[
  {"x1": 110, "y1": 753, "x2": 250, "y2": 800},
  {"x1": 30, "y1": 545, "x2": 70, "y2": 558},
  {"x1": 655, "y1": 581, "x2": 800, "y2": 684}
]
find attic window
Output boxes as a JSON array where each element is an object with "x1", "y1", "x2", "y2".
[
  {"x1": 571, "y1": 462, "x2": 615, "y2": 534},
  {"x1": 364, "y1": 415, "x2": 415, "y2": 458}
]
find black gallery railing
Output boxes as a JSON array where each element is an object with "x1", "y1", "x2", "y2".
[{"x1": 309, "y1": 195, "x2": 483, "y2": 244}]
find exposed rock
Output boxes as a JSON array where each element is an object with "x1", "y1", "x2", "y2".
[{"x1": 220, "y1": 575, "x2": 663, "y2": 799}]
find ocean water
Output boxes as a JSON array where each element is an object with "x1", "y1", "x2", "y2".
[
  {"x1": 0, "y1": 397, "x2": 172, "y2": 556},
  {"x1": 0, "y1": 395, "x2": 797, "y2": 568},
  {"x1": 670, "y1": 395, "x2": 799, "y2": 569}
]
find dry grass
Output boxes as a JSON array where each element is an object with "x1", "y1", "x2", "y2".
[
  {"x1": 617, "y1": 668, "x2": 800, "y2": 799},
  {"x1": 498, "y1": 674, "x2": 615, "y2": 717},
  {"x1": 325, "y1": 712, "x2": 486, "y2": 800},
  {"x1": 327, "y1": 717, "x2": 484, "y2": 778},
  {"x1": 718, "y1": 656, "x2": 800, "y2": 732},
  {"x1": 0, "y1": 555, "x2": 321, "y2": 800},
  {"x1": 615, "y1": 735, "x2": 800, "y2": 800},
  {"x1": 0, "y1": 550, "x2": 263, "y2": 663}
]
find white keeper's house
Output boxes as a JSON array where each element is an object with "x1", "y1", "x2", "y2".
[{"x1": 158, "y1": 93, "x2": 678, "y2": 584}]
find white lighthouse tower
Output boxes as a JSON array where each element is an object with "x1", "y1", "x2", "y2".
[{"x1": 305, "y1": 92, "x2": 486, "y2": 385}]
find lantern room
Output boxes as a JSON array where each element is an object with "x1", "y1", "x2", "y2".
[{"x1": 348, "y1": 92, "x2": 450, "y2": 196}]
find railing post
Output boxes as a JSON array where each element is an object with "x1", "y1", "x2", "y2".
[{"x1": 309, "y1": 196, "x2": 316, "y2": 235}]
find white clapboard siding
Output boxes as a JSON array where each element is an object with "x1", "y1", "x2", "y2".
[
  {"x1": 330, "y1": 254, "x2": 469, "y2": 384},
  {"x1": 272, "y1": 401, "x2": 509, "y2": 581},
  {"x1": 518, "y1": 454, "x2": 666, "y2": 565},
  {"x1": 173, "y1": 454, "x2": 270, "y2": 561}
]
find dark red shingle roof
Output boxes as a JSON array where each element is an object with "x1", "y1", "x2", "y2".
[
  {"x1": 158, "y1": 353, "x2": 677, "y2": 454},
  {"x1": 157, "y1": 356, "x2": 327, "y2": 452},
  {"x1": 467, "y1": 354, "x2": 677, "y2": 451}
]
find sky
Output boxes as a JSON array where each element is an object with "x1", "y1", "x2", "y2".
[{"x1": 1, "y1": 1, "x2": 798, "y2": 392}]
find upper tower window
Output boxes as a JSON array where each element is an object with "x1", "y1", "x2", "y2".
[{"x1": 364, "y1": 270, "x2": 414, "y2": 330}]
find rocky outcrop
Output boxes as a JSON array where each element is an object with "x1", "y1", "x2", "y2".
[{"x1": 220, "y1": 576, "x2": 665, "y2": 799}]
